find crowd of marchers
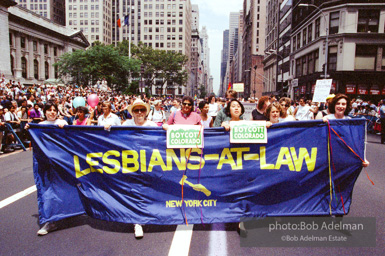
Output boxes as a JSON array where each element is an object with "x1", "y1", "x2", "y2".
[{"x1": 2, "y1": 73, "x2": 382, "y2": 238}]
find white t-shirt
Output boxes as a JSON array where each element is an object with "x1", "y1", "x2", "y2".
[
  {"x1": 97, "y1": 113, "x2": 121, "y2": 126},
  {"x1": 122, "y1": 119, "x2": 157, "y2": 127},
  {"x1": 208, "y1": 103, "x2": 219, "y2": 117},
  {"x1": 202, "y1": 116, "x2": 213, "y2": 128},
  {"x1": 325, "y1": 114, "x2": 350, "y2": 120},
  {"x1": 295, "y1": 105, "x2": 313, "y2": 120},
  {"x1": 4, "y1": 111, "x2": 19, "y2": 122},
  {"x1": 279, "y1": 115, "x2": 296, "y2": 122},
  {"x1": 148, "y1": 108, "x2": 166, "y2": 123},
  {"x1": 40, "y1": 119, "x2": 69, "y2": 125}
]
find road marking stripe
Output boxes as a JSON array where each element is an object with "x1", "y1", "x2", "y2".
[
  {"x1": 168, "y1": 224, "x2": 194, "y2": 256},
  {"x1": 0, "y1": 185, "x2": 37, "y2": 209},
  {"x1": 209, "y1": 223, "x2": 227, "y2": 256}
]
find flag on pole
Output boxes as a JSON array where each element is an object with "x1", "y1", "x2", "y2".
[
  {"x1": 227, "y1": 82, "x2": 232, "y2": 91},
  {"x1": 117, "y1": 18, "x2": 121, "y2": 28},
  {"x1": 124, "y1": 15, "x2": 129, "y2": 26}
]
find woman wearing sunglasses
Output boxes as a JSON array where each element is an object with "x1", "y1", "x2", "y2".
[
  {"x1": 121, "y1": 98, "x2": 156, "y2": 239},
  {"x1": 163, "y1": 96, "x2": 202, "y2": 130},
  {"x1": 122, "y1": 99, "x2": 157, "y2": 127},
  {"x1": 278, "y1": 97, "x2": 295, "y2": 122}
]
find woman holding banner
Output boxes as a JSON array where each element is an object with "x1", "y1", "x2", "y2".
[
  {"x1": 122, "y1": 99, "x2": 157, "y2": 127},
  {"x1": 220, "y1": 99, "x2": 245, "y2": 131},
  {"x1": 265, "y1": 102, "x2": 284, "y2": 124},
  {"x1": 122, "y1": 99, "x2": 156, "y2": 238},
  {"x1": 97, "y1": 101, "x2": 121, "y2": 130},
  {"x1": 163, "y1": 96, "x2": 201, "y2": 130},
  {"x1": 323, "y1": 94, "x2": 370, "y2": 167},
  {"x1": 25, "y1": 102, "x2": 68, "y2": 235}
]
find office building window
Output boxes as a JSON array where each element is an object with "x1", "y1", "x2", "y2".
[
  {"x1": 34, "y1": 60, "x2": 39, "y2": 79},
  {"x1": 308, "y1": 24, "x2": 312, "y2": 43},
  {"x1": 45, "y1": 61, "x2": 49, "y2": 79},
  {"x1": 357, "y1": 10, "x2": 380, "y2": 33},
  {"x1": 21, "y1": 37, "x2": 25, "y2": 48},
  {"x1": 302, "y1": 56, "x2": 307, "y2": 75},
  {"x1": 302, "y1": 28, "x2": 307, "y2": 46},
  {"x1": 328, "y1": 46, "x2": 338, "y2": 71},
  {"x1": 315, "y1": 18, "x2": 320, "y2": 39},
  {"x1": 355, "y1": 45, "x2": 377, "y2": 70},
  {"x1": 296, "y1": 59, "x2": 302, "y2": 77},
  {"x1": 21, "y1": 57, "x2": 27, "y2": 78},
  {"x1": 329, "y1": 11, "x2": 339, "y2": 35}
]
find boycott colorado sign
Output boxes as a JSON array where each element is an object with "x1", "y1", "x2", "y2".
[
  {"x1": 167, "y1": 125, "x2": 204, "y2": 148},
  {"x1": 230, "y1": 121, "x2": 267, "y2": 143}
]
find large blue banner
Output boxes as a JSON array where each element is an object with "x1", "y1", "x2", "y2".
[{"x1": 29, "y1": 119, "x2": 366, "y2": 225}]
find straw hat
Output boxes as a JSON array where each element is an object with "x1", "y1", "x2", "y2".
[{"x1": 128, "y1": 99, "x2": 151, "y2": 116}]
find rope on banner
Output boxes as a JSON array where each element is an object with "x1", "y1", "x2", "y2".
[
  {"x1": 326, "y1": 121, "x2": 346, "y2": 215},
  {"x1": 326, "y1": 121, "x2": 334, "y2": 215},
  {"x1": 181, "y1": 125, "x2": 204, "y2": 225},
  {"x1": 330, "y1": 127, "x2": 374, "y2": 186}
]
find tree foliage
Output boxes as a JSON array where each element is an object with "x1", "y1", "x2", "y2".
[
  {"x1": 132, "y1": 42, "x2": 189, "y2": 90},
  {"x1": 54, "y1": 42, "x2": 141, "y2": 92},
  {"x1": 54, "y1": 41, "x2": 189, "y2": 94}
]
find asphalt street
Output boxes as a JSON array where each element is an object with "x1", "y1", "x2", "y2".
[{"x1": 0, "y1": 133, "x2": 384, "y2": 256}]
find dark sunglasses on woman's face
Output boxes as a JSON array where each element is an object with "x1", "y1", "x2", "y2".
[
  {"x1": 282, "y1": 104, "x2": 289, "y2": 107},
  {"x1": 133, "y1": 108, "x2": 147, "y2": 113},
  {"x1": 182, "y1": 102, "x2": 192, "y2": 107}
]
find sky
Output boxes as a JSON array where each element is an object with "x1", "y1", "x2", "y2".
[{"x1": 190, "y1": 0, "x2": 243, "y2": 95}]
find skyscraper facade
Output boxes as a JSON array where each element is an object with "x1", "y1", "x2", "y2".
[
  {"x1": 13, "y1": 0, "x2": 65, "y2": 25},
  {"x1": 66, "y1": 0, "x2": 113, "y2": 45}
]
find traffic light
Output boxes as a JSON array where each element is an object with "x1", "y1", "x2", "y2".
[{"x1": 322, "y1": 64, "x2": 325, "y2": 73}]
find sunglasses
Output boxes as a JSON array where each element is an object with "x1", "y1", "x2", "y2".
[
  {"x1": 133, "y1": 108, "x2": 147, "y2": 113},
  {"x1": 282, "y1": 104, "x2": 289, "y2": 107},
  {"x1": 182, "y1": 102, "x2": 193, "y2": 107}
]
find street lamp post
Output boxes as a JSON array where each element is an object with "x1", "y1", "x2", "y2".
[{"x1": 298, "y1": 3, "x2": 329, "y2": 79}]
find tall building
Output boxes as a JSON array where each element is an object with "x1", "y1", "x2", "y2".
[
  {"x1": 291, "y1": 0, "x2": 385, "y2": 102},
  {"x1": 220, "y1": 29, "x2": 229, "y2": 95},
  {"x1": 233, "y1": 10, "x2": 244, "y2": 87},
  {"x1": 200, "y1": 26, "x2": 210, "y2": 94},
  {"x1": 190, "y1": 4, "x2": 200, "y2": 96},
  {"x1": 139, "y1": 0, "x2": 192, "y2": 96},
  {"x1": 66, "y1": 0, "x2": 113, "y2": 45},
  {"x1": 278, "y1": 0, "x2": 292, "y2": 97},
  {"x1": 263, "y1": 0, "x2": 283, "y2": 96},
  {"x1": 13, "y1": 0, "x2": 65, "y2": 25},
  {"x1": 242, "y1": 0, "x2": 266, "y2": 99},
  {"x1": 112, "y1": 0, "x2": 141, "y2": 46},
  {"x1": 221, "y1": 12, "x2": 240, "y2": 96},
  {"x1": 229, "y1": 12, "x2": 240, "y2": 62},
  {"x1": 1, "y1": 1, "x2": 89, "y2": 84}
]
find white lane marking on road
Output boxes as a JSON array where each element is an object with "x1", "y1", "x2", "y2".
[
  {"x1": 209, "y1": 223, "x2": 228, "y2": 256},
  {"x1": 168, "y1": 224, "x2": 194, "y2": 256},
  {"x1": 0, "y1": 185, "x2": 37, "y2": 209}
]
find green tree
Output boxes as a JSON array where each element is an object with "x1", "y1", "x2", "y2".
[
  {"x1": 54, "y1": 42, "x2": 141, "y2": 91},
  {"x1": 132, "y1": 42, "x2": 188, "y2": 93}
]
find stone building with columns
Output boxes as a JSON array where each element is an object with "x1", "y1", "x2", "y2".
[{"x1": 1, "y1": 1, "x2": 89, "y2": 86}]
